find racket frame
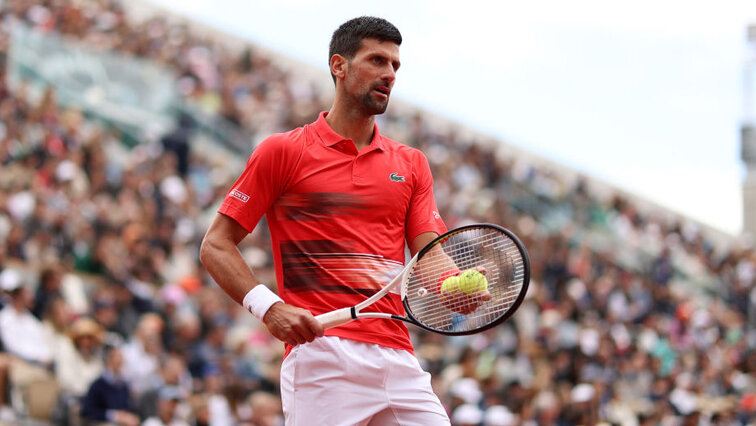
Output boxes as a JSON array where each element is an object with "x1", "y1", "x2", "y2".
[
  {"x1": 315, "y1": 223, "x2": 530, "y2": 334},
  {"x1": 402, "y1": 223, "x2": 530, "y2": 335}
]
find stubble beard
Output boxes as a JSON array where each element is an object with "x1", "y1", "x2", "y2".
[{"x1": 360, "y1": 90, "x2": 389, "y2": 116}]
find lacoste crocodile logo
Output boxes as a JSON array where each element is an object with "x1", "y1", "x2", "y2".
[{"x1": 389, "y1": 173, "x2": 405, "y2": 182}]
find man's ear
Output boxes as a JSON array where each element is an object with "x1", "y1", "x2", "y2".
[{"x1": 330, "y1": 54, "x2": 348, "y2": 81}]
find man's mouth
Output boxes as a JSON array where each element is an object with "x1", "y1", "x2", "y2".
[{"x1": 374, "y1": 86, "x2": 390, "y2": 97}]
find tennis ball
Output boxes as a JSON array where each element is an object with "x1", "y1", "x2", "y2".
[
  {"x1": 439, "y1": 270, "x2": 488, "y2": 315},
  {"x1": 440, "y1": 276, "x2": 462, "y2": 294},
  {"x1": 458, "y1": 270, "x2": 488, "y2": 295}
]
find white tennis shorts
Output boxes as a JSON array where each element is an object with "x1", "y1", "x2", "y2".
[{"x1": 280, "y1": 336, "x2": 450, "y2": 426}]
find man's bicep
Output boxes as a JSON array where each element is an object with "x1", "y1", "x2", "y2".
[
  {"x1": 219, "y1": 134, "x2": 300, "y2": 231},
  {"x1": 409, "y1": 231, "x2": 438, "y2": 256},
  {"x1": 205, "y1": 213, "x2": 250, "y2": 246},
  {"x1": 405, "y1": 152, "x2": 446, "y2": 243}
]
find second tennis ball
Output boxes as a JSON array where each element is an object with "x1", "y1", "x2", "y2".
[{"x1": 457, "y1": 270, "x2": 488, "y2": 294}]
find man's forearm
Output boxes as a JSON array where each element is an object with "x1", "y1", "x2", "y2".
[{"x1": 199, "y1": 236, "x2": 260, "y2": 305}]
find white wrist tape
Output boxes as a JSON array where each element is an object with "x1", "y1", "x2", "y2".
[{"x1": 242, "y1": 285, "x2": 284, "y2": 320}]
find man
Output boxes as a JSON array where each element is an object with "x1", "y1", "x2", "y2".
[
  {"x1": 141, "y1": 386, "x2": 189, "y2": 426},
  {"x1": 0, "y1": 268, "x2": 58, "y2": 420},
  {"x1": 80, "y1": 345, "x2": 140, "y2": 426},
  {"x1": 121, "y1": 313, "x2": 164, "y2": 398},
  {"x1": 0, "y1": 269, "x2": 53, "y2": 368},
  {"x1": 200, "y1": 16, "x2": 450, "y2": 424}
]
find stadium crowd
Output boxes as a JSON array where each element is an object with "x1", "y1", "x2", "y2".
[{"x1": 0, "y1": 1, "x2": 755, "y2": 425}]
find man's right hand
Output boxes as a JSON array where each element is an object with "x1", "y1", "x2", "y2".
[{"x1": 262, "y1": 303, "x2": 325, "y2": 346}]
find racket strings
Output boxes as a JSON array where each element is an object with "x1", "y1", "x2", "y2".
[{"x1": 404, "y1": 227, "x2": 526, "y2": 333}]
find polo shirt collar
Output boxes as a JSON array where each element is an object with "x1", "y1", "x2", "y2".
[{"x1": 314, "y1": 111, "x2": 385, "y2": 151}]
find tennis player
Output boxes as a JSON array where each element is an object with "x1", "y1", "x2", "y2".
[{"x1": 201, "y1": 16, "x2": 453, "y2": 425}]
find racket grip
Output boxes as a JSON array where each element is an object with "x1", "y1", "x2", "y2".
[{"x1": 316, "y1": 307, "x2": 355, "y2": 329}]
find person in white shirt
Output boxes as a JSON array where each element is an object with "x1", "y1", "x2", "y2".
[
  {"x1": 121, "y1": 313, "x2": 164, "y2": 398},
  {"x1": 51, "y1": 316, "x2": 106, "y2": 424},
  {"x1": 57, "y1": 316, "x2": 105, "y2": 397},
  {"x1": 0, "y1": 270, "x2": 53, "y2": 365},
  {"x1": 0, "y1": 268, "x2": 57, "y2": 418}
]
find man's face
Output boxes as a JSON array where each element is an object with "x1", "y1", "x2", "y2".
[
  {"x1": 107, "y1": 348, "x2": 124, "y2": 373},
  {"x1": 342, "y1": 38, "x2": 401, "y2": 116}
]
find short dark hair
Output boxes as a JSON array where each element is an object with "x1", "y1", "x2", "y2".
[{"x1": 329, "y1": 16, "x2": 402, "y2": 82}]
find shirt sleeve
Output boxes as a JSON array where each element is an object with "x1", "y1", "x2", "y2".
[
  {"x1": 405, "y1": 150, "x2": 447, "y2": 244},
  {"x1": 218, "y1": 133, "x2": 302, "y2": 233}
]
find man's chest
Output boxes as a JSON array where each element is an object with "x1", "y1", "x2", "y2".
[{"x1": 273, "y1": 149, "x2": 414, "y2": 224}]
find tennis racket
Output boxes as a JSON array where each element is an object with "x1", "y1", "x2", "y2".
[{"x1": 315, "y1": 223, "x2": 530, "y2": 335}]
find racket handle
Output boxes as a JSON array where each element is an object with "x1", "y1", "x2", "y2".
[{"x1": 316, "y1": 307, "x2": 355, "y2": 329}]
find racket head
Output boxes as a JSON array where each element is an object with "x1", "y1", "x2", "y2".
[{"x1": 401, "y1": 223, "x2": 530, "y2": 335}]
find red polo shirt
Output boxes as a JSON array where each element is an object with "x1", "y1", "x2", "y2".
[{"x1": 219, "y1": 112, "x2": 446, "y2": 353}]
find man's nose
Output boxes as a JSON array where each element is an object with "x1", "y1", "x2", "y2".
[{"x1": 382, "y1": 67, "x2": 396, "y2": 85}]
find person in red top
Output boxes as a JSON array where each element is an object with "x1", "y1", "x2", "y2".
[{"x1": 200, "y1": 16, "x2": 450, "y2": 425}]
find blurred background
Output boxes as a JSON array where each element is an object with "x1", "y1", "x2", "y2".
[{"x1": 0, "y1": 0, "x2": 754, "y2": 425}]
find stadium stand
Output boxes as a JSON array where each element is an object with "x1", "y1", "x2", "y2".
[{"x1": 0, "y1": 0, "x2": 754, "y2": 425}]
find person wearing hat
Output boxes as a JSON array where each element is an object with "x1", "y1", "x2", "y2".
[
  {"x1": 57, "y1": 317, "x2": 105, "y2": 398},
  {"x1": 49, "y1": 316, "x2": 106, "y2": 424}
]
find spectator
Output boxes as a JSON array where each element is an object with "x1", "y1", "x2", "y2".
[
  {"x1": 137, "y1": 354, "x2": 192, "y2": 420},
  {"x1": 246, "y1": 391, "x2": 283, "y2": 426},
  {"x1": 141, "y1": 385, "x2": 189, "y2": 426},
  {"x1": 484, "y1": 405, "x2": 517, "y2": 426},
  {"x1": 56, "y1": 316, "x2": 105, "y2": 398},
  {"x1": 0, "y1": 269, "x2": 53, "y2": 366},
  {"x1": 452, "y1": 403, "x2": 484, "y2": 426},
  {"x1": 201, "y1": 364, "x2": 234, "y2": 426},
  {"x1": 0, "y1": 268, "x2": 57, "y2": 419},
  {"x1": 161, "y1": 113, "x2": 193, "y2": 178},
  {"x1": 121, "y1": 313, "x2": 165, "y2": 398},
  {"x1": 41, "y1": 295, "x2": 74, "y2": 360},
  {"x1": 187, "y1": 314, "x2": 229, "y2": 379},
  {"x1": 32, "y1": 265, "x2": 63, "y2": 319},
  {"x1": 51, "y1": 316, "x2": 105, "y2": 424},
  {"x1": 80, "y1": 344, "x2": 139, "y2": 426}
]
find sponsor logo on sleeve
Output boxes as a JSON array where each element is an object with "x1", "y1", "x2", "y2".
[{"x1": 229, "y1": 189, "x2": 250, "y2": 203}]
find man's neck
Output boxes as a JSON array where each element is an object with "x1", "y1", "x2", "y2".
[
  {"x1": 326, "y1": 102, "x2": 375, "y2": 151},
  {"x1": 11, "y1": 301, "x2": 26, "y2": 314}
]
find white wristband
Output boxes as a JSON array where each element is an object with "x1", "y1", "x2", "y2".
[{"x1": 242, "y1": 285, "x2": 284, "y2": 320}]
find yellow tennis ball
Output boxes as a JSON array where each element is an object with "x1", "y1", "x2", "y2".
[
  {"x1": 458, "y1": 270, "x2": 488, "y2": 295},
  {"x1": 440, "y1": 276, "x2": 462, "y2": 294}
]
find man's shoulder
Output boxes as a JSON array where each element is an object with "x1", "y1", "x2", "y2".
[
  {"x1": 379, "y1": 136, "x2": 428, "y2": 165},
  {"x1": 259, "y1": 126, "x2": 306, "y2": 147},
  {"x1": 379, "y1": 135, "x2": 422, "y2": 155},
  {"x1": 255, "y1": 125, "x2": 316, "y2": 157}
]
